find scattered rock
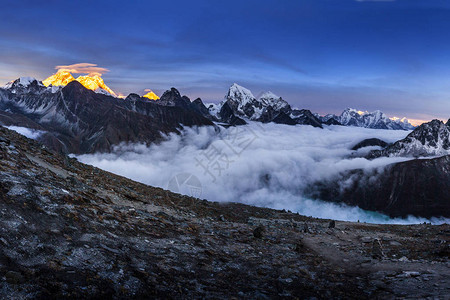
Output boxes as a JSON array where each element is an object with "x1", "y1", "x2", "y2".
[
  {"x1": 389, "y1": 241, "x2": 402, "y2": 246},
  {"x1": 253, "y1": 225, "x2": 265, "y2": 239},
  {"x1": 294, "y1": 241, "x2": 305, "y2": 253},
  {"x1": 303, "y1": 223, "x2": 310, "y2": 233},
  {"x1": 5, "y1": 271, "x2": 24, "y2": 284},
  {"x1": 328, "y1": 220, "x2": 335, "y2": 229},
  {"x1": 397, "y1": 271, "x2": 421, "y2": 278},
  {"x1": 372, "y1": 239, "x2": 384, "y2": 259},
  {"x1": 361, "y1": 237, "x2": 372, "y2": 243}
]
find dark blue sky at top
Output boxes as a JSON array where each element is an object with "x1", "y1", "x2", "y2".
[{"x1": 1, "y1": 0, "x2": 450, "y2": 121}]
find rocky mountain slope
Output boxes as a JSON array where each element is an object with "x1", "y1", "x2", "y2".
[
  {"x1": 369, "y1": 119, "x2": 450, "y2": 158},
  {"x1": 0, "y1": 125, "x2": 448, "y2": 299},
  {"x1": 320, "y1": 108, "x2": 415, "y2": 130},
  {"x1": 0, "y1": 79, "x2": 213, "y2": 154},
  {"x1": 307, "y1": 155, "x2": 450, "y2": 218},
  {"x1": 307, "y1": 119, "x2": 450, "y2": 218},
  {"x1": 206, "y1": 83, "x2": 323, "y2": 127}
]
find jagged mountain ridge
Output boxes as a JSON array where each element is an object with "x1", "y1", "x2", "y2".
[
  {"x1": 198, "y1": 84, "x2": 413, "y2": 129},
  {"x1": 0, "y1": 80, "x2": 213, "y2": 153},
  {"x1": 41, "y1": 71, "x2": 119, "y2": 97},
  {"x1": 4, "y1": 75, "x2": 417, "y2": 130},
  {"x1": 204, "y1": 83, "x2": 322, "y2": 127},
  {"x1": 369, "y1": 119, "x2": 450, "y2": 158},
  {"x1": 318, "y1": 108, "x2": 415, "y2": 130},
  {"x1": 0, "y1": 76, "x2": 434, "y2": 159}
]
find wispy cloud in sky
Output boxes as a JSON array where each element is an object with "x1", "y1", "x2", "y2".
[{"x1": 55, "y1": 63, "x2": 109, "y2": 76}]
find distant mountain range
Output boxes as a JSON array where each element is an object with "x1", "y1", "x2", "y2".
[
  {"x1": 0, "y1": 76, "x2": 449, "y2": 218},
  {"x1": 15, "y1": 73, "x2": 419, "y2": 129},
  {"x1": 195, "y1": 83, "x2": 414, "y2": 130},
  {"x1": 0, "y1": 78, "x2": 212, "y2": 153},
  {"x1": 316, "y1": 108, "x2": 415, "y2": 130},
  {"x1": 0, "y1": 76, "x2": 438, "y2": 156}
]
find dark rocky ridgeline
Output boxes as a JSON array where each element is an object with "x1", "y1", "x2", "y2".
[
  {"x1": 217, "y1": 101, "x2": 247, "y2": 125},
  {"x1": 191, "y1": 98, "x2": 212, "y2": 118},
  {"x1": 306, "y1": 155, "x2": 450, "y2": 218},
  {"x1": 272, "y1": 111, "x2": 297, "y2": 125},
  {"x1": 290, "y1": 109, "x2": 323, "y2": 128},
  {"x1": 154, "y1": 87, "x2": 192, "y2": 110},
  {"x1": 323, "y1": 118, "x2": 342, "y2": 126},
  {"x1": 0, "y1": 81, "x2": 213, "y2": 154},
  {"x1": 0, "y1": 125, "x2": 449, "y2": 299},
  {"x1": 351, "y1": 138, "x2": 389, "y2": 151}
]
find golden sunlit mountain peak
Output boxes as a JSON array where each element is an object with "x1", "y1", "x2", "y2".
[
  {"x1": 143, "y1": 89, "x2": 160, "y2": 100},
  {"x1": 76, "y1": 74, "x2": 117, "y2": 97},
  {"x1": 42, "y1": 70, "x2": 75, "y2": 87},
  {"x1": 43, "y1": 71, "x2": 117, "y2": 97}
]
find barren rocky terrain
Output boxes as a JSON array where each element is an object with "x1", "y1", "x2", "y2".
[{"x1": 0, "y1": 125, "x2": 448, "y2": 299}]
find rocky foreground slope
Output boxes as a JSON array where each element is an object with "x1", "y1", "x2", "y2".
[{"x1": 0, "y1": 126, "x2": 448, "y2": 299}]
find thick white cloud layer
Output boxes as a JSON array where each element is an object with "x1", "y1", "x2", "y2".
[{"x1": 76, "y1": 123, "x2": 449, "y2": 224}]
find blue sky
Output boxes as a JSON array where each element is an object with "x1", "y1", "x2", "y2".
[{"x1": 1, "y1": 0, "x2": 450, "y2": 122}]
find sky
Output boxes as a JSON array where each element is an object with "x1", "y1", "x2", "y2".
[{"x1": 1, "y1": 0, "x2": 450, "y2": 122}]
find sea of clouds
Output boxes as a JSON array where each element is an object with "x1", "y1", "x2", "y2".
[{"x1": 76, "y1": 123, "x2": 449, "y2": 225}]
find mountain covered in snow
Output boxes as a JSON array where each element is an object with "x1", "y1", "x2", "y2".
[
  {"x1": 76, "y1": 74, "x2": 117, "y2": 97},
  {"x1": 197, "y1": 84, "x2": 413, "y2": 130},
  {"x1": 42, "y1": 71, "x2": 75, "y2": 87},
  {"x1": 369, "y1": 119, "x2": 450, "y2": 158},
  {"x1": 143, "y1": 90, "x2": 160, "y2": 100},
  {"x1": 319, "y1": 108, "x2": 415, "y2": 130},
  {"x1": 206, "y1": 83, "x2": 322, "y2": 127},
  {"x1": 3, "y1": 77, "x2": 47, "y2": 94},
  {"x1": 42, "y1": 71, "x2": 118, "y2": 97},
  {"x1": 0, "y1": 79, "x2": 212, "y2": 153},
  {"x1": 3, "y1": 74, "x2": 419, "y2": 131}
]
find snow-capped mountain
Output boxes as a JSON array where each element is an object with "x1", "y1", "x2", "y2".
[
  {"x1": 143, "y1": 90, "x2": 159, "y2": 100},
  {"x1": 223, "y1": 84, "x2": 293, "y2": 121},
  {"x1": 3, "y1": 77, "x2": 50, "y2": 95},
  {"x1": 3, "y1": 77, "x2": 43, "y2": 90},
  {"x1": 258, "y1": 91, "x2": 290, "y2": 112},
  {"x1": 42, "y1": 71, "x2": 75, "y2": 88},
  {"x1": 212, "y1": 83, "x2": 321, "y2": 127},
  {"x1": 42, "y1": 71, "x2": 118, "y2": 97},
  {"x1": 320, "y1": 108, "x2": 415, "y2": 130},
  {"x1": 76, "y1": 75, "x2": 117, "y2": 97},
  {"x1": 0, "y1": 80, "x2": 212, "y2": 153},
  {"x1": 370, "y1": 119, "x2": 450, "y2": 158}
]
